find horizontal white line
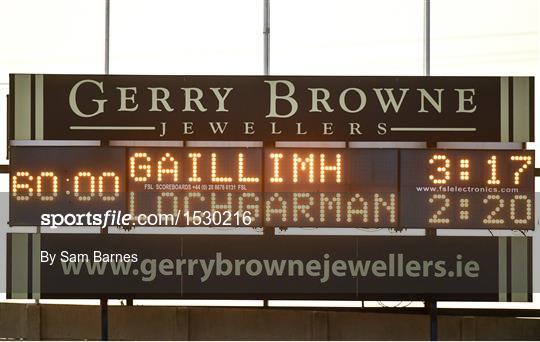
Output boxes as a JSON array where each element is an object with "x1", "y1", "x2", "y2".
[
  {"x1": 110, "y1": 140, "x2": 184, "y2": 147},
  {"x1": 10, "y1": 140, "x2": 101, "y2": 146},
  {"x1": 349, "y1": 141, "x2": 426, "y2": 149},
  {"x1": 186, "y1": 141, "x2": 263, "y2": 148},
  {"x1": 70, "y1": 126, "x2": 156, "y2": 131},
  {"x1": 391, "y1": 127, "x2": 477, "y2": 132}
]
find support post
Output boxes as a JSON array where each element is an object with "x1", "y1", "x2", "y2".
[
  {"x1": 423, "y1": 0, "x2": 430, "y2": 76},
  {"x1": 428, "y1": 300, "x2": 438, "y2": 340},
  {"x1": 100, "y1": 298, "x2": 108, "y2": 340},
  {"x1": 263, "y1": 0, "x2": 270, "y2": 75},
  {"x1": 35, "y1": 226, "x2": 41, "y2": 305},
  {"x1": 426, "y1": 224, "x2": 437, "y2": 340},
  {"x1": 105, "y1": 0, "x2": 110, "y2": 74}
]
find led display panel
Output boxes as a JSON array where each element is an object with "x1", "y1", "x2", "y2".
[
  {"x1": 10, "y1": 146, "x2": 126, "y2": 226},
  {"x1": 263, "y1": 148, "x2": 398, "y2": 227},
  {"x1": 9, "y1": 147, "x2": 534, "y2": 230},
  {"x1": 400, "y1": 149, "x2": 534, "y2": 229},
  {"x1": 127, "y1": 147, "x2": 262, "y2": 227}
]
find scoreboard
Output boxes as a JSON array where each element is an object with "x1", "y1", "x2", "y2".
[
  {"x1": 9, "y1": 146, "x2": 534, "y2": 230},
  {"x1": 401, "y1": 150, "x2": 534, "y2": 229},
  {"x1": 10, "y1": 147, "x2": 126, "y2": 225}
]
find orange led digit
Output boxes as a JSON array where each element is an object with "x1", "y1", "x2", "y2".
[
  {"x1": 130, "y1": 152, "x2": 152, "y2": 182},
  {"x1": 510, "y1": 195, "x2": 532, "y2": 224},
  {"x1": 211, "y1": 153, "x2": 232, "y2": 182},
  {"x1": 320, "y1": 153, "x2": 342, "y2": 183},
  {"x1": 292, "y1": 193, "x2": 315, "y2": 222},
  {"x1": 265, "y1": 193, "x2": 288, "y2": 222},
  {"x1": 238, "y1": 153, "x2": 259, "y2": 183},
  {"x1": 373, "y1": 193, "x2": 396, "y2": 223},
  {"x1": 36, "y1": 171, "x2": 58, "y2": 201},
  {"x1": 98, "y1": 172, "x2": 120, "y2": 201},
  {"x1": 12, "y1": 172, "x2": 33, "y2": 200},
  {"x1": 157, "y1": 152, "x2": 179, "y2": 182},
  {"x1": 292, "y1": 153, "x2": 315, "y2": 183},
  {"x1": 238, "y1": 192, "x2": 260, "y2": 220},
  {"x1": 129, "y1": 191, "x2": 136, "y2": 217},
  {"x1": 482, "y1": 194, "x2": 504, "y2": 224},
  {"x1": 156, "y1": 192, "x2": 179, "y2": 215},
  {"x1": 428, "y1": 194, "x2": 450, "y2": 224},
  {"x1": 428, "y1": 154, "x2": 450, "y2": 184},
  {"x1": 211, "y1": 193, "x2": 233, "y2": 212},
  {"x1": 183, "y1": 192, "x2": 205, "y2": 214},
  {"x1": 74, "y1": 171, "x2": 95, "y2": 201},
  {"x1": 510, "y1": 155, "x2": 532, "y2": 185},
  {"x1": 487, "y1": 155, "x2": 500, "y2": 185},
  {"x1": 269, "y1": 153, "x2": 283, "y2": 183},
  {"x1": 320, "y1": 193, "x2": 342, "y2": 223},
  {"x1": 346, "y1": 194, "x2": 369, "y2": 223},
  {"x1": 187, "y1": 152, "x2": 202, "y2": 182}
]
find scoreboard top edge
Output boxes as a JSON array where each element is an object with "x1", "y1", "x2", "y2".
[
  {"x1": 8, "y1": 74, "x2": 535, "y2": 143},
  {"x1": 8, "y1": 73, "x2": 537, "y2": 78}
]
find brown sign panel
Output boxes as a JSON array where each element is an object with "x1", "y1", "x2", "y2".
[
  {"x1": 7, "y1": 233, "x2": 532, "y2": 302},
  {"x1": 9, "y1": 74, "x2": 534, "y2": 142}
]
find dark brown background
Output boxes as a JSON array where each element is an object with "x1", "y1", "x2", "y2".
[{"x1": 36, "y1": 75, "x2": 501, "y2": 141}]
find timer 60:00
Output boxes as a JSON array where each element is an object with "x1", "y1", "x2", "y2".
[{"x1": 11, "y1": 171, "x2": 121, "y2": 201}]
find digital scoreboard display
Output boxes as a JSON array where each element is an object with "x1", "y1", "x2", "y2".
[
  {"x1": 400, "y1": 149, "x2": 535, "y2": 229},
  {"x1": 9, "y1": 146, "x2": 535, "y2": 230},
  {"x1": 264, "y1": 148, "x2": 397, "y2": 227},
  {"x1": 10, "y1": 146, "x2": 126, "y2": 225},
  {"x1": 128, "y1": 147, "x2": 262, "y2": 226}
]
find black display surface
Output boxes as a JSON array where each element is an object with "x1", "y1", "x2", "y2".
[
  {"x1": 9, "y1": 146, "x2": 126, "y2": 225},
  {"x1": 9, "y1": 147, "x2": 535, "y2": 230},
  {"x1": 128, "y1": 147, "x2": 262, "y2": 227},
  {"x1": 263, "y1": 148, "x2": 397, "y2": 227},
  {"x1": 400, "y1": 149, "x2": 535, "y2": 229}
]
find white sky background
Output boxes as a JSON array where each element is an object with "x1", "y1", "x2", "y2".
[{"x1": 0, "y1": 0, "x2": 539, "y2": 309}]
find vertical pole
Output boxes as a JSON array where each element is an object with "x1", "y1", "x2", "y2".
[
  {"x1": 100, "y1": 201, "x2": 109, "y2": 340},
  {"x1": 35, "y1": 226, "x2": 41, "y2": 305},
  {"x1": 105, "y1": 0, "x2": 110, "y2": 75},
  {"x1": 263, "y1": 223, "x2": 273, "y2": 308},
  {"x1": 424, "y1": 1, "x2": 436, "y2": 339},
  {"x1": 428, "y1": 300, "x2": 438, "y2": 340},
  {"x1": 103, "y1": 3, "x2": 111, "y2": 337},
  {"x1": 101, "y1": 225, "x2": 109, "y2": 340},
  {"x1": 101, "y1": 298, "x2": 109, "y2": 340},
  {"x1": 426, "y1": 229, "x2": 437, "y2": 340},
  {"x1": 262, "y1": 0, "x2": 271, "y2": 308},
  {"x1": 263, "y1": 0, "x2": 270, "y2": 75},
  {"x1": 423, "y1": 0, "x2": 430, "y2": 76}
]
